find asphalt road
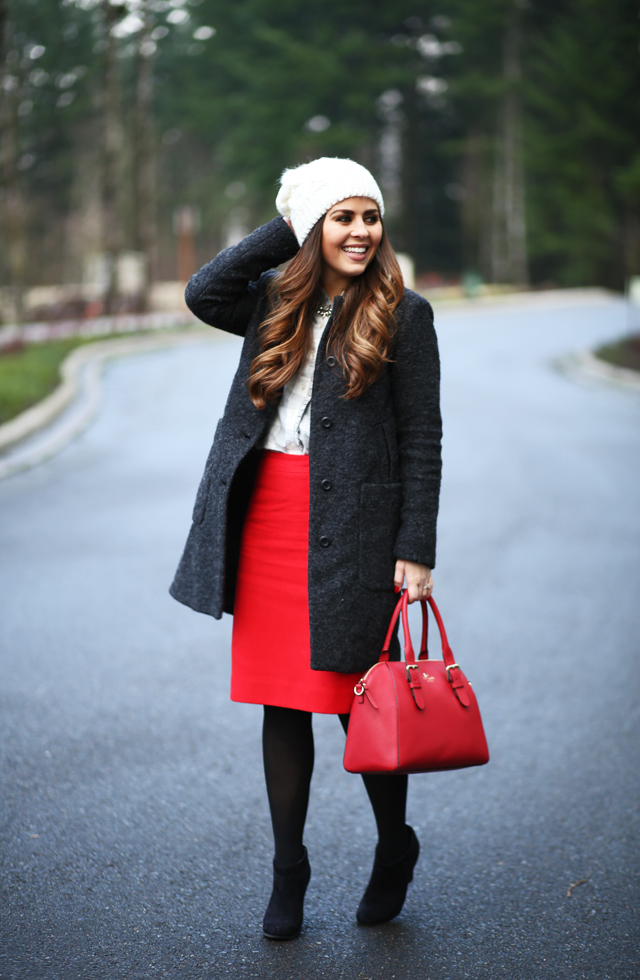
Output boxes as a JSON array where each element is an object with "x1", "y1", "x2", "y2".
[{"x1": 1, "y1": 297, "x2": 639, "y2": 980}]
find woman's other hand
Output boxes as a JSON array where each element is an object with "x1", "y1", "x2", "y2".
[{"x1": 394, "y1": 560, "x2": 433, "y2": 603}]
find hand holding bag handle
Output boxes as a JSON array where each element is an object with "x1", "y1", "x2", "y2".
[
  {"x1": 379, "y1": 589, "x2": 428, "y2": 662},
  {"x1": 344, "y1": 590, "x2": 489, "y2": 774},
  {"x1": 379, "y1": 591, "x2": 471, "y2": 708}
]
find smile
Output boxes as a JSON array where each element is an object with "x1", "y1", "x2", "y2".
[{"x1": 341, "y1": 246, "x2": 368, "y2": 257}]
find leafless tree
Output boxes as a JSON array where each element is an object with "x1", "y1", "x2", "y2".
[
  {"x1": 133, "y1": 1, "x2": 157, "y2": 311},
  {"x1": 491, "y1": 0, "x2": 529, "y2": 286},
  {"x1": 0, "y1": 0, "x2": 26, "y2": 323},
  {"x1": 101, "y1": 0, "x2": 124, "y2": 314}
]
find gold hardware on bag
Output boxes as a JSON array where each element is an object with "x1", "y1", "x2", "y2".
[
  {"x1": 445, "y1": 663, "x2": 460, "y2": 680},
  {"x1": 354, "y1": 679, "x2": 379, "y2": 709},
  {"x1": 422, "y1": 672, "x2": 435, "y2": 682}
]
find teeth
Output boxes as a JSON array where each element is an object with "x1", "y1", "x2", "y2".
[{"x1": 343, "y1": 247, "x2": 367, "y2": 253}]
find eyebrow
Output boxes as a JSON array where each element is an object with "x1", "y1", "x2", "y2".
[{"x1": 329, "y1": 208, "x2": 380, "y2": 216}]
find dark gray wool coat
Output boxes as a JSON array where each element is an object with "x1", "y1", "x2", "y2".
[{"x1": 169, "y1": 216, "x2": 442, "y2": 674}]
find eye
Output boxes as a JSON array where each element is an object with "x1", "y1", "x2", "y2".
[{"x1": 364, "y1": 214, "x2": 379, "y2": 224}]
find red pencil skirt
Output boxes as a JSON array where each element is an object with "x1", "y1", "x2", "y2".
[{"x1": 230, "y1": 450, "x2": 361, "y2": 713}]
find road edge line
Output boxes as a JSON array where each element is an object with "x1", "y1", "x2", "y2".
[
  {"x1": 555, "y1": 349, "x2": 640, "y2": 394},
  {"x1": 0, "y1": 328, "x2": 222, "y2": 481}
]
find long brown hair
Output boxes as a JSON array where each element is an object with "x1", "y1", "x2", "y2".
[{"x1": 247, "y1": 216, "x2": 404, "y2": 409}]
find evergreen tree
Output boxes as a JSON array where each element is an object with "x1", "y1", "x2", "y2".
[
  {"x1": 526, "y1": 0, "x2": 640, "y2": 287},
  {"x1": 0, "y1": 0, "x2": 638, "y2": 305}
]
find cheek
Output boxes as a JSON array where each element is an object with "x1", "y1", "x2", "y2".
[
  {"x1": 364, "y1": 227, "x2": 383, "y2": 263},
  {"x1": 321, "y1": 227, "x2": 333, "y2": 257},
  {"x1": 322, "y1": 227, "x2": 342, "y2": 253},
  {"x1": 322, "y1": 230, "x2": 347, "y2": 268}
]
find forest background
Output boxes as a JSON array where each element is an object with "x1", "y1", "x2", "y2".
[{"x1": 0, "y1": 0, "x2": 639, "y2": 321}]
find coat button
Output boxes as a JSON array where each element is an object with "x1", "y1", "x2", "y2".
[
  {"x1": 319, "y1": 535, "x2": 331, "y2": 548},
  {"x1": 326, "y1": 355, "x2": 337, "y2": 368},
  {"x1": 321, "y1": 417, "x2": 332, "y2": 428},
  {"x1": 321, "y1": 479, "x2": 332, "y2": 491}
]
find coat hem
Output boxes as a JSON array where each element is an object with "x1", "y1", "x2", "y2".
[{"x1": 168, "y1": 584, "x2": 223, "y2": 620}]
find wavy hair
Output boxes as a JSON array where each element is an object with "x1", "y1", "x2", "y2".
[{"x1": 247, "y1": 216, "x2": 404, "y2": 409}]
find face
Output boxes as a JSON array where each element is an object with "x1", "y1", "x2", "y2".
[{"x1": 320, "y1": 197, "x2": 383, "y2": 284}]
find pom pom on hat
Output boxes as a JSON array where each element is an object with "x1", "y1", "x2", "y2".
[{"x1": 275, "y1": 157, "x2": 385, "y2": 245}]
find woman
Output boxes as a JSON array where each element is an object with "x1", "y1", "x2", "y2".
[{"x1": 170, "y1": 157, "x2": 442, "y2": 939}]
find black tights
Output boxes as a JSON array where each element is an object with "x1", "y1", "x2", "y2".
[{"x1": 262, "y1": 705, "x2": 409, "y2": 868}]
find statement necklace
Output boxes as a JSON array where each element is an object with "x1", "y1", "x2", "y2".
[{"x1": 316, "y1": 302, "x2": 333, "y2": 318}]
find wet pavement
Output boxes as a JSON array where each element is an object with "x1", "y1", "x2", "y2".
[{"x1": 1, "y1": 297, "x2": 639, "y2": 979}]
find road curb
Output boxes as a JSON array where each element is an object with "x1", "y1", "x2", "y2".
[
  {"x1": 0, "y1": 328, "x2": 222, "y2": 481},
  {"x1": 555, "y1": 349, "x2": 640, "y2": 394},
  {"x1": 431, "y1": 286, "x2": 616, "y2": 316}
]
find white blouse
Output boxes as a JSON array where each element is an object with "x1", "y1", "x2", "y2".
[{"x1": 261, "y1": 307, "x2": 332, "y2": 455}]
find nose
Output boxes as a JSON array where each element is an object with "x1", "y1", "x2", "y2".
[{"x1": 349, "y1": 215, "x2": 370, "y2": 238}]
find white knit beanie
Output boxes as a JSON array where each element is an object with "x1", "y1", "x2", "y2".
[{"x1": 275, "y1": 157, "x2": 385, "y2": 245}]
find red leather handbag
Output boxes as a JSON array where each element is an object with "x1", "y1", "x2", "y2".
[{"x1": 343, "y1": 591, "x2": 489, "y2": 775}]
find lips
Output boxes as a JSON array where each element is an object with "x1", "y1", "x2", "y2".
[{"x1": 341, "y1": 245, "x2": 368, "y2": 260}]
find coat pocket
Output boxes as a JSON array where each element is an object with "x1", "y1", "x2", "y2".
[
  {"x1": 191, "y1": 418, "x2": 224, "y2": 524},
  {"x1": 359, "y1": 483, "x2": 403, "y2": 591}
]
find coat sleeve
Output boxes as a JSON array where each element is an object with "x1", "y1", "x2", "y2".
[
  {"x1": 389, "y1": 292, "x2": 442, "y2": 570},
  {"x1": 184, "y1": 216, "x2": 300, "y2": 337}
]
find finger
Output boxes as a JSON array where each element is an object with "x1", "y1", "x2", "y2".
[
  {"x1": 406, "y1": 581, "x2": 421, "y2": 603},
  {"x1": 394, "y1": 560, "x2": 405, "y2": 594}
]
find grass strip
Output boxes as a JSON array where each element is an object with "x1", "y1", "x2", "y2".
[
  {"x1": 0, "y1": 330, "x2": 193, "y2": 427},
  {"x1": 595, "y1": 333, "x2": 640, "y2": 373},
  {"x1": 0, "y1": 338, "x2": 86, "y2": 426}
]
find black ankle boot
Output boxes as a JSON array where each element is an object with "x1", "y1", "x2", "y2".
[
  {"x1": 356, "y1": 826, "x2": 420, "y2": 925},
  {"x1": 262, "y1": 847, "x2": 311, "y2": 940}
]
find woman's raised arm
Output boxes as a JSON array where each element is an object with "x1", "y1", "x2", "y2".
[{"x1": 184, "y1": 216, "x2": 299, "y2": 337}]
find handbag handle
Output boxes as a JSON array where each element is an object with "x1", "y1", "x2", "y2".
[
  {"x1": 380, "y1": 591, "x2": 456, "y2": 670},
  {"x1": 379, "y1": 590, "x2": 428, "y2": 660}
]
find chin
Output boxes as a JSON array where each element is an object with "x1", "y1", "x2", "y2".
[{"x1": 339, "y1": 260, "x2": 370, "y2": 277}]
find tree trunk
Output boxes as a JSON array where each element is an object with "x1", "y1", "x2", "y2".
[
  {"x1": 0, "y1": 0, "x2": 26, "y2": 324},
  {"x1": 623, "y1": 208, "x2": 640, "y2": 282},
  {"x1": 490, "y1": 132, "x2": 509, "y2": 282},
  {"x1": 377, "y1": 89, "x2": 404, "y2": 233},
  {"x1": 175, "y1": 206, "x2": 198, "y2": 282},
  {"x1": 460, "y1": 127, "x2": 487, "y2": 274},
  {"x1": 491, "y1": 0, "x2": 529, "y2": 286},
  {"x1": 133, "y1": 3, "x2": 156, "y2": 312},
  {"x1": 102, "y1": 0, "x2": 124, "y2": 314},
  {"x1": 503, "y1": 0, "x2": 528, "y2": 286}
]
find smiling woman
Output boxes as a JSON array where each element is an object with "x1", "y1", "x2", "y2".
[
  {"x1": 248, "y1": 192, "x2": 401, "y2": 409},
  {"x1": 171, "y1": 157, "x2": 441, "y2": 941},
  {"x1": 320, "y1": 199, "x2": 383, "y2": 291}
]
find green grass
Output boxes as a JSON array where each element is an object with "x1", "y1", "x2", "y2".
[
  {"x1": 0, "y1": 338, "x2": 85, "y2": 426},
  {"x1": 0, "y1": 330, "x2": 184, "y2": 426},
  {"x1": 595, "y1": 333, "x2": 640, "y2": 373},
  {"x1": 0, "y1": 325, "x2": 200, "y2": 427}
]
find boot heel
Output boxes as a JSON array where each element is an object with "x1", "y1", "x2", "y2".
[{"x1": 356, "y1": 826, "x2": 419, "y2": 925}]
